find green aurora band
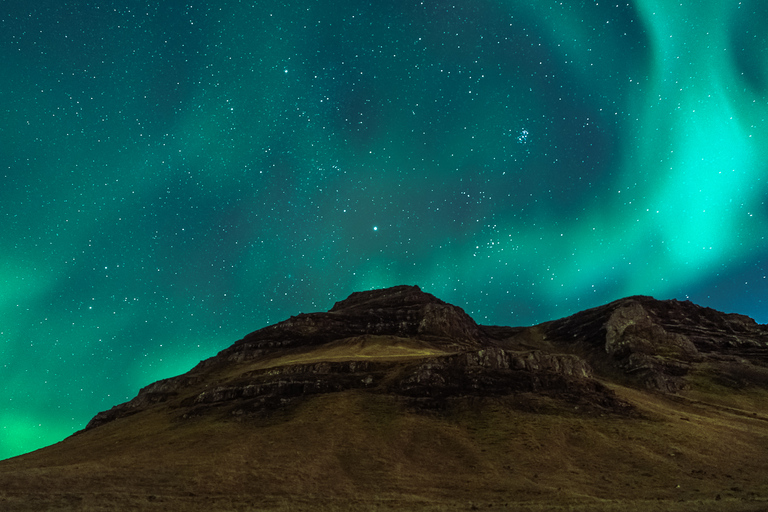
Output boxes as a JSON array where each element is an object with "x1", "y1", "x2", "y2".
[{"x1": 1, "y1": 0, "x2": 766, "y2": 459}]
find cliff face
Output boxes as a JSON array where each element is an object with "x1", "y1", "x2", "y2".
[
  {"x1": 85, "y1": 287, "x2": 768, "y2": 431},
  {"x1": 538, "y1": 295, "x2": 768, "y2": 392}
]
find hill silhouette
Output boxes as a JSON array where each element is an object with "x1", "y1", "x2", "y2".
[{"x1": 1, "y1": 285, "x2": 767, "y2": 511}]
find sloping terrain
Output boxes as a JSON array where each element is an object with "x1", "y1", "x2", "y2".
[{"x1": 1, "y1": 286, "x2": 767, "y2": 511}]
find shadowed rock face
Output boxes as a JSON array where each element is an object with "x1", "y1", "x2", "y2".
[{"x1": 85, "y1": 288, "x2": 768, "y2": 430}]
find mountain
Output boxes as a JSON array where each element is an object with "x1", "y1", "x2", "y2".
[{"x1": 1, "y1": 285, "x2": 767, "y2": 511}]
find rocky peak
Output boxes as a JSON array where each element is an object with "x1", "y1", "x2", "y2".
[
  {"x1": 328, "y1": 285, "x2": 485, "y2": 343},
  {"x1": 329, "y1": 285, "x2": 446, "y2": 312},
  {"x1": 216, "y1": 286, "x2": 486, "y2": 363}
]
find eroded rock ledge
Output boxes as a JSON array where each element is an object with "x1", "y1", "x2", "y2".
[{"x1": 86, "y1": 345, "x2": 625, "y2": 430}]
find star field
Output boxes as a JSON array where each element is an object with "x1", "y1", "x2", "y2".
[{"x1": 2, "y1": 0, "x2": 767, "y2": 459}]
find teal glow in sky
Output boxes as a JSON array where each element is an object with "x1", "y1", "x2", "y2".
[{"x1": 2, "y1": 0, "x2": 767, "y2": 460}]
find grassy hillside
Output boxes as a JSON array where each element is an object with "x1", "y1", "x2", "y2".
[{"x1": 1, "y1": 383, "x2": 767, "y2": 511}]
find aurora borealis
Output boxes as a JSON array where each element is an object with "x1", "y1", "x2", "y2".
[{"x1": 2, "y1": 0, "x2": 767, "y2": 460}]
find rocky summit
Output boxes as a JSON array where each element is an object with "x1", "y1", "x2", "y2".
[{"x1": 2, "y1": 285, "x2": 768, "y2": 512}]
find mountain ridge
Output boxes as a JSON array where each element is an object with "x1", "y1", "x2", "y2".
[
  {"x1": 81, "y1": 287, "x2": 768, "y2": 432},
  {"x1": 85, "y1": 285, "x2": 634, "y2": 430},
  {"x1": 3, "y1": 286, "x2": 768, "y2": 512}
]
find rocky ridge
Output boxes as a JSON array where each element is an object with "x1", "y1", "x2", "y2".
[
  {"x1": 85, "y1": 286, "x2": 768, "y2": 430},
  {"x1": 537, "y1": 295, "x2": 768, "y2": 392}
]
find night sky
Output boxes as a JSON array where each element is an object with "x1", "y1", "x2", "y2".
[{"x1": 2, "y1": 0, "x2": 767, "y2": 460}]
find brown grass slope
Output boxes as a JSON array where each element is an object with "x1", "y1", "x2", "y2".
[
  {"x1": 1, "y1": 288, "x2": 768, "y2": 511},
  {"x1": 1, "y1": 387, "x2": 767, "y2": 511}
]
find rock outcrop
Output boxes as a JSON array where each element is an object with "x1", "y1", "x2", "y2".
[
  {"x1": 538, "y1": 295, "x2": 768, "y2": 392},
  {"x1": 209, "y1": 285, "x2": 487, "y2": 365}
]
